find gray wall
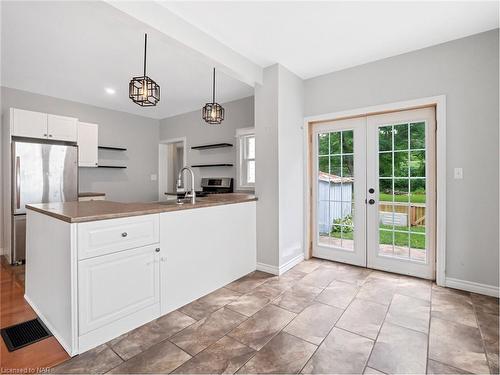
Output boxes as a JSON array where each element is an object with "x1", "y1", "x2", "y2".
[
  {"x1": 255, "y1": 64, "x2": 305, "y2": 270},
  {"x1": 1, "y1": 87, "x2": 160, "y2": 202},
  {"x1": 159, "y1": 96, "x2": 254, "y2": 190},
  {"x1": 255, "y1": 66, "x2": 280, "y2": 267},
  {"x1": 304, "y1": 29, "x2": 499, "y2": 287}
]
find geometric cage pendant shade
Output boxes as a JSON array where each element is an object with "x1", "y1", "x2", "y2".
[
  {"x1": 202, "y1": 102, "x2": 225, "y2": 125},
  {"x1": 202, "y1": 68, "x2": 224, "y2": 124},
  {"x1": 129, "y1": 33, "x2": 160, "y2": 107},
  {"x1": 129, "y1": 76, "x2": 160, "y2": 107}
]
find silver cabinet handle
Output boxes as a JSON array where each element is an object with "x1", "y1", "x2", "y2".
[
  {"x1": 43, "y1": 133, "x2": 47, "y2": 137},
  {"x1": 48, "y1": 134, "x2": 53, "y2": 138},
  {"x1": 155, "y1": 248, "x2": 160, "y2": 253},
  {"x1": 121, "y1": 232, "x2": 128, "y2": 237},
  {"x1": 15, "y1": 156, "x2": 20, "y2": 209}
]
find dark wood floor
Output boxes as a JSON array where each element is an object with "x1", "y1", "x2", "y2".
[{"x1": 0, "y1": 256, "x2": 69, "y2": 372}]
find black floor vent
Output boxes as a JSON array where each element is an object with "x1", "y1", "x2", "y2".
[{"x1": 1, "y1": 318, "x2": 52, "y2": 351}]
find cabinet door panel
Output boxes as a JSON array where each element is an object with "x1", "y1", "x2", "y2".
[
  {"x1": 77, "y1": 122, "x2": 98, "y2": 167},
  {"x1": 48, "y1": 114, "x2": 77, "y2": 142},
  {"x1": 78, "y1": 245, "x2": 160, "y2": 335},
  {"x1": 12, "y1": 109, "x2": 48, "y2": 139}
]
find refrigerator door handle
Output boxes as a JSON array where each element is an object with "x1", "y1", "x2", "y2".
[{"x1": 15, "y1": 156, "x2": 20, "y2": 209}]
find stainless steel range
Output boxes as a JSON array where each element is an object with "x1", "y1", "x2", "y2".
[{"x1": 197, "y1": 177, "x2": 233, "y2": 197}]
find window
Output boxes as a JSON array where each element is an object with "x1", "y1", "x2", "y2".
[{"x1": 236, "y1": 127, "x2": 255, "y2": 189}]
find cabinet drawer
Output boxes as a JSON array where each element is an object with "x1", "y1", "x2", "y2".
[
  {"x1": 77, "y1": 214, "x2": 159, "y2": 260},
  {"x1": 78, "y1": 244, "x2": 160, "y2": 335}
]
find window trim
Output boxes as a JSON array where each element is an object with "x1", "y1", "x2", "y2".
[{"x1": 236, "y1": 127, "x2": 255, "y2": 191}]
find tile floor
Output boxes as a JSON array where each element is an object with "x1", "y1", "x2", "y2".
[{"x1": 51, "y1": 259, "x2": 499, "y2": 374}]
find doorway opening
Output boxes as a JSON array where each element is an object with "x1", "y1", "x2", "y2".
[
  {"x1": 158, "y1": 138, "x2": 187, "y2": 201},
  {"x1": 308, "y1": 106, "x2": 438, "y2": 280}
]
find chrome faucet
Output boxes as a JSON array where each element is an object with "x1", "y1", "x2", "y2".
[{"x1": 177, "y1": 167, "x2": 196, "y2": 204}]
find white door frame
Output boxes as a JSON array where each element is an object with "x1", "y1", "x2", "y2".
[
  {"x1": 303, "y1": 95, "x2": 446, "y2": 286},
  {"x1": 158, "y1": 137, "x2": 187, "y2": 201}
]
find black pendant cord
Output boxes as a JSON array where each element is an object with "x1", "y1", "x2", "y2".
[
  {"x1": 143, "y1": 33, "x2": 147, "y2": 77},
  {"x1": 212, "y1": 68, "x2": 216, "y2": 104}
]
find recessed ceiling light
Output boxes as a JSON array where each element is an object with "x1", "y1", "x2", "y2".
[{"x1": 105, "y1": 88, "x2": 116, "y2": 95}]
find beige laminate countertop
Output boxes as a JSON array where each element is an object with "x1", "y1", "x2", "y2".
[{"x1": 26, "y1": 193, "x2": 257, "y2": 223}]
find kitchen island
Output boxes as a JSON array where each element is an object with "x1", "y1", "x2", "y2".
[{"x1": 25, "y1": 194, "x2": 257, "y2": 356}]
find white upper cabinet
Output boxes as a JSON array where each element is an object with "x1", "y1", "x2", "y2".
[
  {"x1": 11, "y1": 108, "x2": 48, "y2": 139},
  {"x1": 77, "y1": 122, "x2": 98, "y2": 167},
  {"x1": 47, "y1": 114, "x2": 77, "y2": 142},
  {"x1": 11, "y1": 108, "x2": 78, "y2": 142}
]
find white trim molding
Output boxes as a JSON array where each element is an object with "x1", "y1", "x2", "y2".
[
  {"x1": 257, "y1": 253, "x2": 304, "y2": 276},
  {"x1": 445, "y1": 277, "x2": 499, "y2": 298},
  {"x1": 303, "y1": 95, "x2": 447, "y2": 286},
  {"x1": 256, "y1": 262, "x2": 279, "y2": 275}
]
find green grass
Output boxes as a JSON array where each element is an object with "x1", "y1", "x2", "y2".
[
  {"x1": 379, "y1": 193, "x2": 426, "y2": 204},
  {"x1": 331, "y1": 224, "x2": 425, "y2": 249}
]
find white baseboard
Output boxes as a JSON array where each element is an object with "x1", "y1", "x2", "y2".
[
  {"x1": 257, "y1": 253, "x2": 304, "y2": 276},
  {"x1": 445, "y1": 277, "x2": 499, "y2": 298},
  {"x1": 278, "y1": 253, "x2": 304, "y2": 275},
  {"x1": 24, "y1": 294, "x2": 74, "y2": 356},
  {"x1": 256, "y1": 262, "x2": 279, "y2": 275}
]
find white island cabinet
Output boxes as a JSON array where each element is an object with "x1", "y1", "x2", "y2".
[{"x1": 25, "y1": 197, "x2": 256, "y2": 356}]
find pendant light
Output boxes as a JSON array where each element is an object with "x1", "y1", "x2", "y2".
[
  {"x1": 129, "y1": 33, "x2": 160, "y2": 107},
  {"x1": 202, "y1": 68, "x2": 225, "y2": 124}
]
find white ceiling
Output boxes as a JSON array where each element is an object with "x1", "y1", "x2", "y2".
[
  {"x1": 0, "y1": 1, "x2": 254, "y2": 119},
  {"x1": 161, "y1": 1, "x2": 499, "y2": 79},
  {"x1": 1, "y1": 2, "x2": 498, "y2": 120}
]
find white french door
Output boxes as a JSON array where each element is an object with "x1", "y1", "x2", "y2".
[
  {"x1": 312, "y1": 107, "x2": 436, "y2": 279},
  {"x1": 312, "y1": 117, "x2": 367, "y2": 267}
]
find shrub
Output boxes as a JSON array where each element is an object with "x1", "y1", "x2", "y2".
[{"x1": 331, "y1": 214, "x2": 353, "y2": 234}]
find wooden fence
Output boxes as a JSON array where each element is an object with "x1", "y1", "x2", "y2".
[{"x1": 379, "y1": 202, "x2": 426, "y2": 226}]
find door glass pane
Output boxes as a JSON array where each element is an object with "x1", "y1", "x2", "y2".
[
  {"x1": 318, "y1": 156, "x2": 329, "y2": 173},
  {"x1": 330, "y1": 132, "x2": 341, "y2": 154},
  {"x1": 342, "y1": 130, "x2": 354, "y2": 153},
  {"x1": 394, "y1": 151, "x2": 408, "y2": 177},
  {"x1": 342, "y1": 155, "x2": 354, "y2": 177},
  {"x1": 410, "y1": 233, "x2": 426, "y2": 261},
  {"x1": 378, "y1": 122, "x2": 427, "y2": 263},
  {"x1": 379, "y1": 126, "x2": 392, "y2": 151},
  {"x1": 410, "y1": 122, "x2": 425, "y2": 149},
  {"x1": 330, "y1": 155, "x2": 341, "y2": 176},
  {"x1": 379, "y1": 153, "x2": 392, "y2": 177},
  {"x1": 410, "y1": 150, "x2": 425, "y2": 177},
  {"x1": 318, "y1": 134, "x2": 329, "y2": 155},
  {"x1": 317, "y1": 129, "x2": 355, "y2": 252},
  {"x1": 394, "y1": 123, "x2": 409, "y2": 150}
]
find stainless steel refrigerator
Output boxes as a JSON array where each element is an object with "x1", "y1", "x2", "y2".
[{"x1": 11, "y1": 140, "x2": 78, "y2": 264}]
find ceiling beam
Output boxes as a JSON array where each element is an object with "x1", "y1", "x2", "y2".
[{"x1": 105, "y1": 0, "x2": 263, "y2": 87}]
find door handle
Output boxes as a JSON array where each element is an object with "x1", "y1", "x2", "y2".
[
  {"x1": 368, "y1": 188, "x2": 375, "y2": 194},
  {"x1": 368, "y1": 199, "x2": 375, "y2": 205},
  {"x1": 15, "y1": 156, "x2": 20, "y2": 209},
  {"x1": 121, "y1": 232, "x2": 128, "y2": 237}
]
